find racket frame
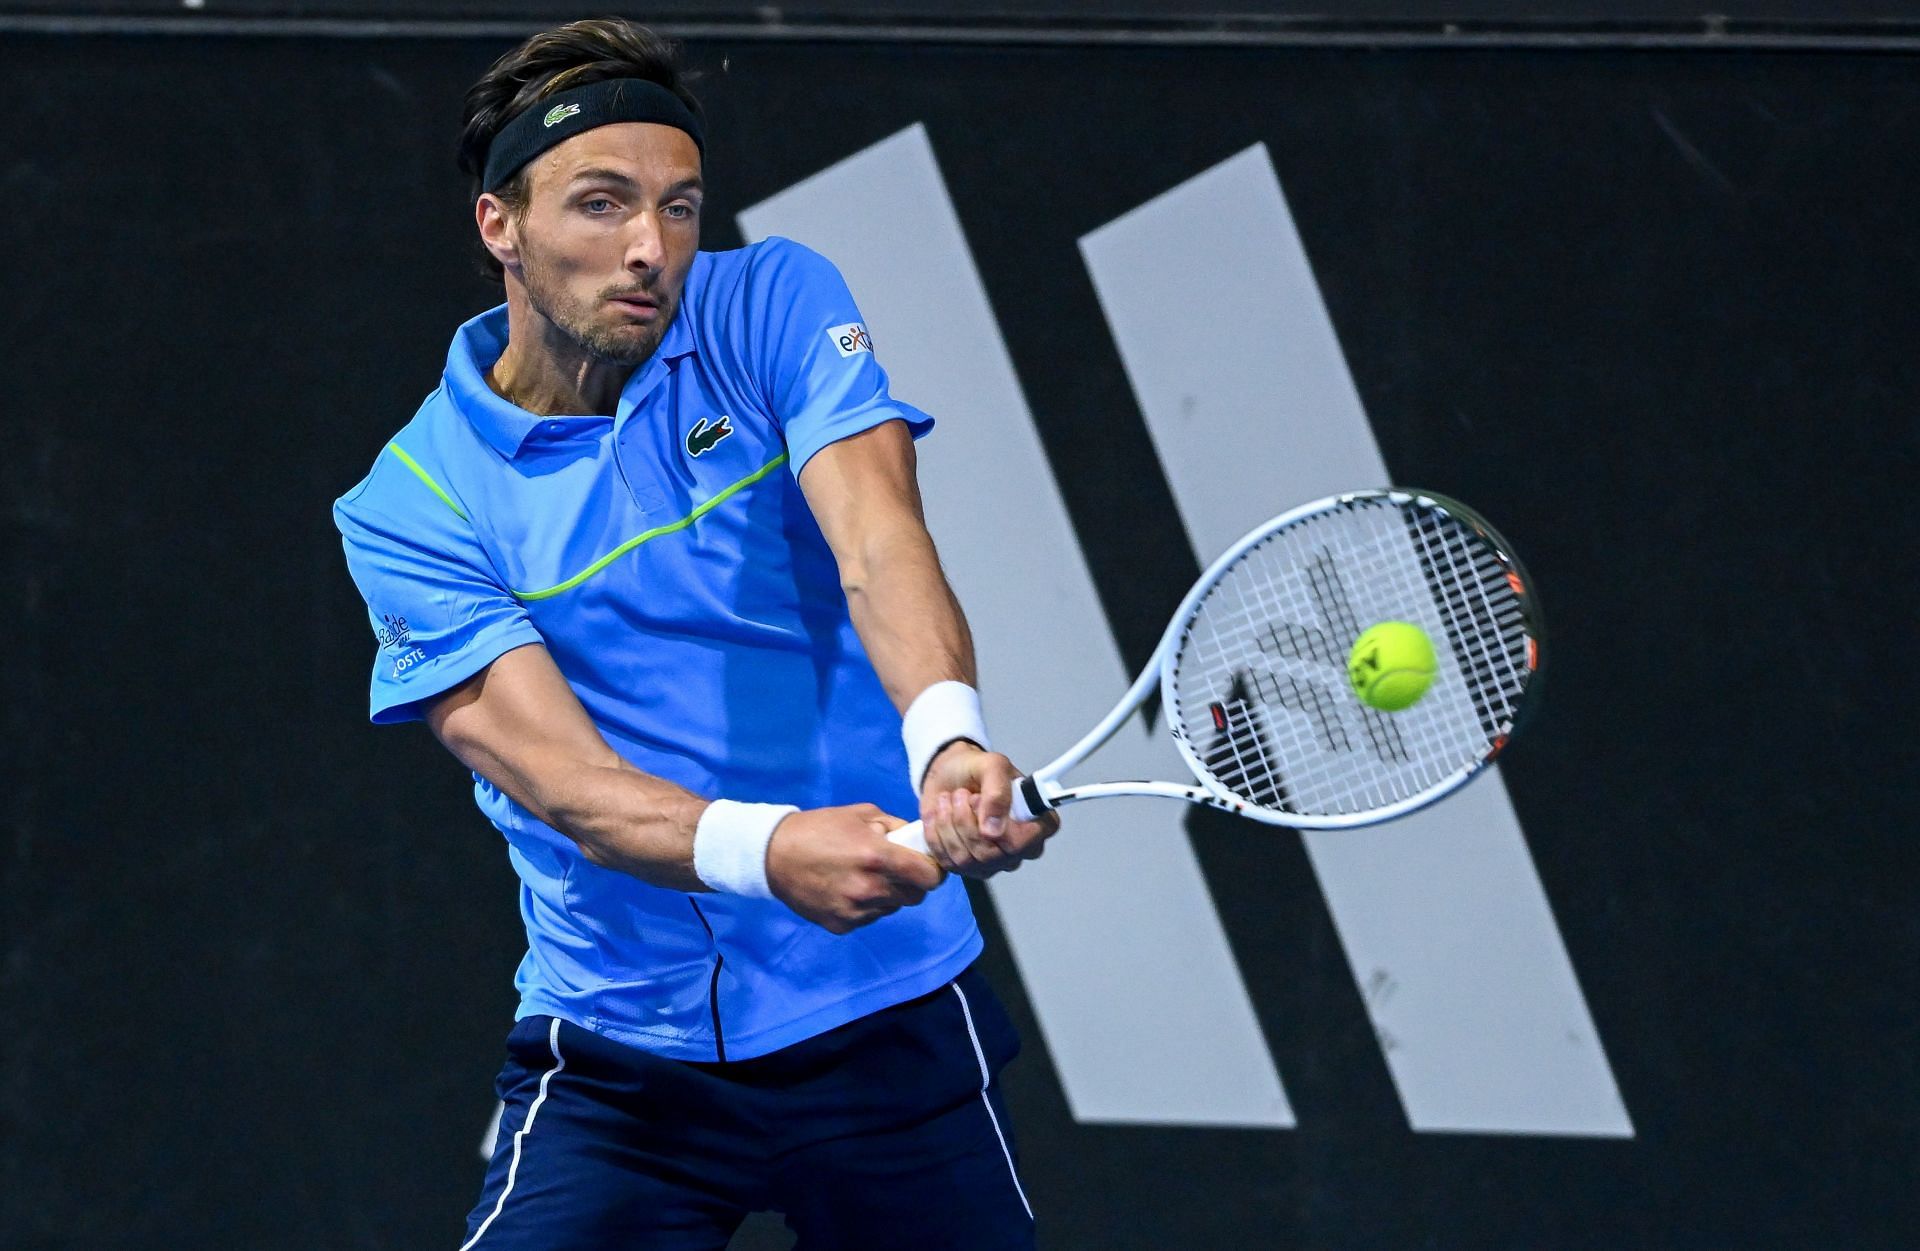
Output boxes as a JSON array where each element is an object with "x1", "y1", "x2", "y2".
[{"x1": 1017, "y1": 488, "x2": 1541, "y2": 830}]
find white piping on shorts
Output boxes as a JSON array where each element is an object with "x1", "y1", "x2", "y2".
[
  {"x1": 952, "y1": 983, "x2": 1034, "y2": 1221},
  {"x1": 459, "y1": 1018, "x2": 567, "y2": 1250}
]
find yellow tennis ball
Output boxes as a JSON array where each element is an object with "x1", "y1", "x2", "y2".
[{"x1": 1347, "y1": 621, "x2": 1438, "y2": 712}]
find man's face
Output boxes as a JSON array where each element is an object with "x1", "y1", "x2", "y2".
[{"x1": 498, "y1": 122, "x2": 703, "y2": 366}]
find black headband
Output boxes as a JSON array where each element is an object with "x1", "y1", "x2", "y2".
[{"x1": 482, "y1": 78, "x2": 704, "y2": 192}]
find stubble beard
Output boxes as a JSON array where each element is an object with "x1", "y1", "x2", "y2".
[{"x1": 520, "y1": 247, "x2": 675, "y2": 367}]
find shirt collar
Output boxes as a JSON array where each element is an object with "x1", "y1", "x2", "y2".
[{"x1": 445, "y1": 297, "x2": 699, "y2": 459}]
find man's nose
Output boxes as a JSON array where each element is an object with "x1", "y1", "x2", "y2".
[{"x1": 625, "y1": 211, "x2": 666, "y2": 273}]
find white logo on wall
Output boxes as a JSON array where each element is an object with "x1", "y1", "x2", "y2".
[{"x1": 827, "y1": 322, "x2": 873, "y2": 357}]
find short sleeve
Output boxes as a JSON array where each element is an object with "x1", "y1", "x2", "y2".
[
  {"x1": 334, "y1": 457, "x2": 544, "y2": 725},
  {"x1": 745, "y1": 237, "x2": 934, "y2": 475}
]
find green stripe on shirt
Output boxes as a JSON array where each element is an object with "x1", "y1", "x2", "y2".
[{"x1": 513, "y1": 452, "x2": 791, "y2": 601}]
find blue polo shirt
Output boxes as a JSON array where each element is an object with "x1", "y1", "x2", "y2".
[{"x1": 333, "y1": 237, "x2": 981, "y2": 1061}]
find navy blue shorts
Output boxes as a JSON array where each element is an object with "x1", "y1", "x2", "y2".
[{"x1": 458, "y1": 963, "x2": 1035, "y2": 1250}]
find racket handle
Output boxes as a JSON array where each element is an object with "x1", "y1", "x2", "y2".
[{"x1": 886, "y1": 776, "x2": 1048, "y2": 856}]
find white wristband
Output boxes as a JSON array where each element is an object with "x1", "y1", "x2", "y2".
[
  {"x1": 902, "y1": 680, "x2": 992, "y2": 790},
  {"x1": 693, "y1": 800, "x2": 797, "y2": 899}
]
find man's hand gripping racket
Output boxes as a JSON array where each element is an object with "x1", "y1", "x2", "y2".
[{"x1": 889, "y1": 489, "x2": 1542, "y2": 851}]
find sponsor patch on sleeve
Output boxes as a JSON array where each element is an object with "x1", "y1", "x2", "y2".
[
  {"x1": 827, "y1": 322, "x2": 873, "y2": 357},
  {"x1": 375, "y1": 613, "x2": 412, "y2": 652}
]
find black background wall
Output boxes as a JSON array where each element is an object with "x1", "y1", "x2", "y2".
[{"x1": 2, "y1": 23, "x2": 1916, "y2": 1251}]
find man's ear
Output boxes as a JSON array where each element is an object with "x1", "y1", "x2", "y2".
[{"x1": 476, "y1": 193, "x2": 521, "y2": 271}]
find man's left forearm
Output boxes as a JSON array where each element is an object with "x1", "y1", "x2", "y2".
[
  {"x1": 839, "y1": 524, "x2": 976, "y2": 715},
  {"x1": 797, "y1": 421, "x2": 1057, "y2": 874}
]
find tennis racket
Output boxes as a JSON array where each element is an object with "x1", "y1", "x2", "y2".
[{"x1": 889, "y1": 488, "x2": 1542, "y2": 852}]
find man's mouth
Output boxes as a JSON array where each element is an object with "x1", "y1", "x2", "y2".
[{"x1": 608, "y1": 293, "x2": 660, "y2": 317}]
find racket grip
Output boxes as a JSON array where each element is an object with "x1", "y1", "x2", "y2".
[{"x1": 887, "y1": 776, "x2": 1048, "y2": 856}]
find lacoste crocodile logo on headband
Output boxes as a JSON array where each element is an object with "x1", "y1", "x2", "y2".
[
  {"x1": 686, "y1": 416, "x2": 734, "y2": 458},
  {"x1": 543, "y1": 103, "x2": 582, "y2": 128}
]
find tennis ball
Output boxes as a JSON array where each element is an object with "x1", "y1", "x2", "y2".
[{"x1": 1347, "y1": 621, "x2": 1438, "y2": 712}]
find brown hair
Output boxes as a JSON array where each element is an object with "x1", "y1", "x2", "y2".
[{"x1": 456, "y1": 18, "x2": 703, "y2": 279}]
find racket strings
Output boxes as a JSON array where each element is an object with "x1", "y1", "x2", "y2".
[
  {"x1": 1186, "y1": 512, "x2": 1429, "y2": 808},
  {"x1": 1169, "y1": 496, "x2": 1535, "y2": 819},
  {"x1": 1200, "y1": 675, "x2": 1292, "y2": 811},
  {"x1": 1405, "y1": 507, "x2": 1527, "y2": 739}
]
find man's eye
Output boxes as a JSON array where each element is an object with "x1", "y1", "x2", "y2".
[
  {"x1": 583, "y1": 198, "x2": 617, "y2": 213},
  {"x1": 664, "y1": 203, "x2": 699, "y2": 221}
]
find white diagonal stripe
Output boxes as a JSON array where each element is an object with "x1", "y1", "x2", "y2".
[{"x1": 1081, "y1": 144, "x2": 1632, "y2": 1137}]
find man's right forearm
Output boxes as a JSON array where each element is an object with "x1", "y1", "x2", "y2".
[
  {"x1": 531, "y1": 763, "x2": 944, "y2": 933},
  {"x1": 423, "y1": 647, "x2": 938, "y2": 930},
  {"x1": 425, "y1": 646, "x2": 941, "y2": 926},
  {"x1": 521, "y1": 758, "x2": 712, "y2": 892},
  {"x1": 423, "y1": 651, "x2": 716, "y2": 892}
]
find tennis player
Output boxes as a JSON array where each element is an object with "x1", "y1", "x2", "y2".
[{"x1": 333, "y1": 18, "x2": 1052, "y2": 1249}]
